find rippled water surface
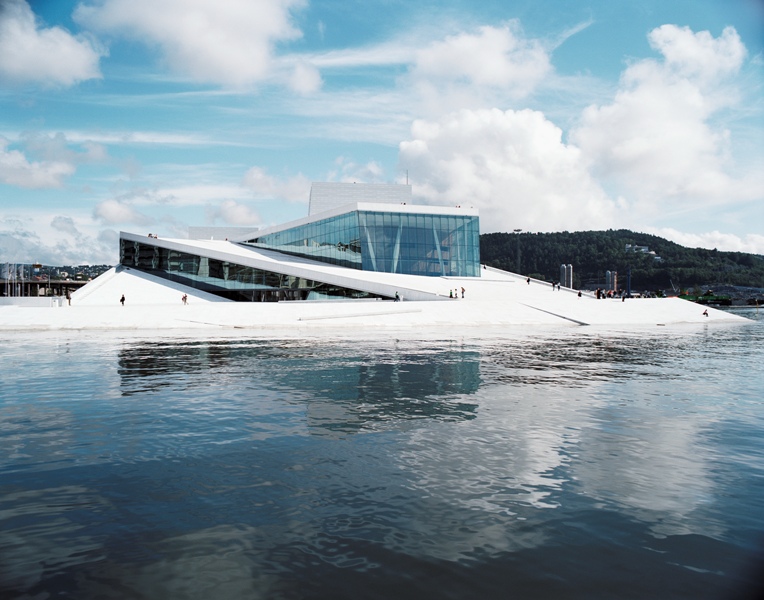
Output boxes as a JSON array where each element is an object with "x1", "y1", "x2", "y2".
[{"x1": 2, "y1": 311, "x2": 763, "y2": 599}]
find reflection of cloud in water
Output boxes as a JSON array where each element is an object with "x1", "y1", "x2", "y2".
[
  {"x1": 3, "y1": 326, "x2": 756, "y2": 592},
  {"x1": 402, "y1": 408, "x2": 569, "y2": 508},
  {"x1": 386, "y1": 330, "x2": 735, "y2": 559},
  {"x1": 76, "y1": 525, "x2": 283, "y2": 599},
  {"x1": 573, "y1": 393, "x2": 720, "y2": 539},
  {"x1": 0, "y1": 404, "x2": 78, "y2": 471},
  {"x1": 0, "y1": 486, "x2": 111, "y2": 591},
  {"x1": 112, "y1": 330, "x2": 729, "y2": 562}
]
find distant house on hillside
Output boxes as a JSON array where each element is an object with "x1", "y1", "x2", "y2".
[{"x1": 625, "y1": 244, "x2": 662, "y2": 262}]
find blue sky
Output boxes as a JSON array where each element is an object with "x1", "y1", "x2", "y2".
[{"x1": 1, "y1": 0, "x2": 763, "y2": 265}]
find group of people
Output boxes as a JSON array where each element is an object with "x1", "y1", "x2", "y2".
[
  {"x1": 448, "y1": 287, "x2": 466, "y2": 298},
  {"x1": 595, "y1": 288, "x2": 622, "y2": 299},
  {"x1": 147, "y1": 233, "x2": 158, "y2": 239}
]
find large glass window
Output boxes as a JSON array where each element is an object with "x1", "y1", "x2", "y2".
[
  {"x1": 243, "y1": 209, "x2": 480, "y2": 277},
  {"x1": 244, "y1": 212, "x2": 363, "y2": 269},
  {"x1": 119, "y1": 239, "x2": 383, "y2": 302}
]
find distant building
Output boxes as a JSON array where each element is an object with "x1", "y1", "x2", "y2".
[
  {"x1": 625, "y1": 244, "x2": 662, "y2": 262},
  {"x1": 606, "y1": 270, "x2": 618, "y2": 291},
  {"x1": 560, "y1": 263, "x2": 573, "y2": 288}
]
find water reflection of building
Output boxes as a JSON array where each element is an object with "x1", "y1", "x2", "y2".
[
  {"x1": 302, "y1": 349, "x2": 481, "y2": 434},
  {"x1": 117, "y1": 339, "x2": 481, "y2": 433},
  {"x1": 118, "y1": 341, "x2": 237, "y2": 395}
]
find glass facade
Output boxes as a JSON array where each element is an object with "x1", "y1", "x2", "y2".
[
  {"x1": 244, "y1": 210, "x2": 480, "y2": 277},
  {"x1": 120, "y1": 239, "x2": 384, "y2": 302}
]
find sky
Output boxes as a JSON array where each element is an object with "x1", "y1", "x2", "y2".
[{"x1": 1, "y1": 0, "x2": 763, "y2": 266}]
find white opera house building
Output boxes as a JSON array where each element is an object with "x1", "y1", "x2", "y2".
[
  {"x1": 118, "y1": 182, "x2": 480, "y2": 304},
  {"x1": 0, "y1": 182, "x2": 747, "y2": 330}
]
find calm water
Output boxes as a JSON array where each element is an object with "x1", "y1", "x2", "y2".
[{"x1": 1, "y1": 311, "x2": 763, "y2": 599}]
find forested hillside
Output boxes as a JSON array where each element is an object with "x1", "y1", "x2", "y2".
[{"x1": 480, "y1": 230, "x2": 764, "y2": 292}]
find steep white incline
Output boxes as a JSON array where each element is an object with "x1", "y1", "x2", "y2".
[{"x1": 72, "y1": 267, "x2": 227, "y2": 306}]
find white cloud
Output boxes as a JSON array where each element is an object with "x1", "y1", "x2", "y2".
[
  {"x1": 93, "y1": 199, "x2": 153, "y2": 225},
  {"x1": 302, "y1": 20, "x2": 549, "y2": 82},
  {"x1": 647, "y1": 228, "x2": 764, "y2": 255},
  {"x1": 648, "y1": 24, "x2": 747, "y2": 85},
  {"x1": 0, "y1": 0, "x2": 103, "y2": 87},
  {"x1": 61, "y1": 130, "x2": 214, "y2": 146},
  {"x1": 286, "y1": 61, "x2": 322, "y2": 95},
  {"x1": 207, "y1": 200, "x2": 260, "y2": 225},
  {"x1": 96, "y1": 183, "x2": 251, "y2": 210},
  {"x1": 306, "y1": 39, "x2": 416, "y2": 69},
  {"x1": 74, "y1": 0, "x2": 305, "y2": 88},
  {"x1": 0, "y1": 129, "x2": 218, "y2": 147},
  {"x1": 326, "y1": 157, "x2": 386, "y2": 184},
  {"x1": 404, "y1": 21, "x2": 551, "y2": 115},
  {"x1": 21, "y1": 132, "x2": 108, "y2": 164},
  {"x1": 292, "y1": 20, "x2": 551, "y2": 113},
  {"x1": 399, "y1": 108, "x2": 616, "y2": 233},
  {"x1": 51, "y1": 215, "x2": 81, "y2": 237},
  {"x1": 0, "y1": 136, "x2": 76, "y2": 188},
  {"x1": 93, "y1": 181, "x2": 263, "y2": 228},
  {"x1": 242, "y1": 167, "x2": 311, "y2": 203},
  {"x1": 138, "y1": 184, "x2": 252, "y2": 207},
  {"x1": 1, "y1": 214, "x2": 117, "y2": 265},
  {"x1": 412, "y1": 21, "x2": 551, "y2": 94},
  {"x1": 0, "y1": 133, "x2": 109, "y2": 189},
  {"x1": 570, "y1": 25, "x2": 756, "y2": 217}
]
